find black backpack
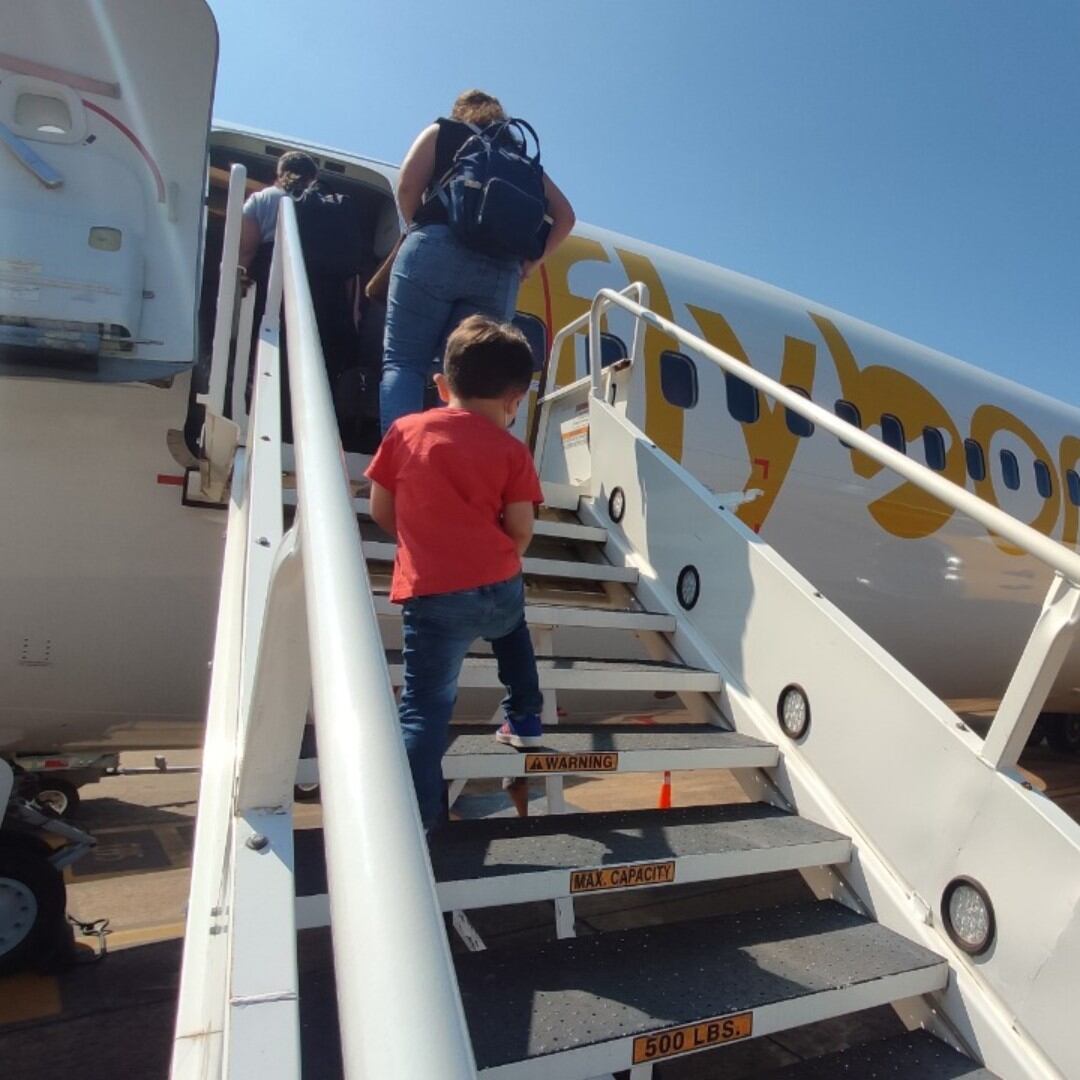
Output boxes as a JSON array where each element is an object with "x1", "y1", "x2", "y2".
[
  {"x1": 431, "y1": 118, "x2": 550, "y2": 261},
  {"x1": 294, "y1": 186, "x2": 368, "y2": 278}
]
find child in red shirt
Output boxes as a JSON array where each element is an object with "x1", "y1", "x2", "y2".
[{"x1": 366, "y1": 316, "x2": 545, "y2": 830}]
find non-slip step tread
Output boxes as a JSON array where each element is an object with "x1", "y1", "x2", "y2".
[
  {"x1": 362, "y1": 542, "x2": 637, "y2": 583},
  {"x1": 765, "y1": 1031, "x2": 997, "y2": 1078},
  {"x1": 445, "y1": 722, "x2": 763, "y2": 757},
  {"x1": 385, "y1": 654, "x2": 724, "y2": 693},
  {"x1": 431, "y1": 803, "x2": 850, "y2": 882},
  {"x1": 457, "y1": 900, "x2": 947, "y2": 1072},
  {"x1": 292, "y1": 804, "x2": 851, "y2": 903},
  {"x1": 372, "y1": 595, "x2": 676, "y2": 631}
]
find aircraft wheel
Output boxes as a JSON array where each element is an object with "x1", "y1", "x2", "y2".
[
  {"x1": 0, "y1": 836, "x2": 67, "y2": 976},
  {"x1": 1045, "y1": 714, "x2": 1080, "y2": 754},
  {"x1": 33, "y1": 779, "x2": 81, "y2": 819}
]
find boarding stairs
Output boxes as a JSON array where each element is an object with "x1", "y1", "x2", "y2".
[{"x1": 171, "y1": 166, "x2": 1080, "y2": 1080}]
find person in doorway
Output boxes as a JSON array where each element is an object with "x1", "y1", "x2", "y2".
[
  {"x1": 380, "y1": 89, "x2": 576, "y2": 434},
  {"x1": 365, "y1": 316, "x2": 545, "y2": 831},
  {"x1": 239, "y1": 150, "x2": 319, "y2": 269}
]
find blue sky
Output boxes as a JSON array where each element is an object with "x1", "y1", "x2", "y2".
[{"x1": 207, "y1": 0, "x2": 1079, "y2": 400}]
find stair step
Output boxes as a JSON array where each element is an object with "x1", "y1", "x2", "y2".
[
  {"x1": 765, "y1": 1031, "x2": 996, "y2": 1078},
  {"x1": 457, "y1": 900, "x2": 948, "y2": 1078},
  {"x1": 441, "y1": 722, "x2": 776, "y2": 779},
  {"x1": 386, "y1": 654, "x2": 722, "y2": 695},
  {"x1": 292, "y1": 804, "x2": 850, "y2": 920},
  {"x1": 540, "y1": 481, "x2": 583, "y2": 511},
  {"x1": 284, "y1": 491, "x2": 606, "y2": 543},
  {"x1": 372, "y1": 596, "x2": 676, "y2": 632},
  {"x1": 362, "y1": 542, "x2": 636, "y2": 584}
]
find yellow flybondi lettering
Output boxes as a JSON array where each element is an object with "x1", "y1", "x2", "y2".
[
  {"x1": 538, "y1": 236, "x2": 611, "y2": 387},
  {"x1": 811, "y1": 314, "x2": 964, "y2": 539},
  {"x1": 687, "y1": 304, "x2": 815, "y2": 533},
  {"x1": 970, "y1": 405, "x2": 1060, "y2": 554},
  {"x1": 615, "y1": 248, "x2": 684, "y2": 462},
  {"x1": 1061, "y1": 436, "x2": 1080, "y2": 548}
]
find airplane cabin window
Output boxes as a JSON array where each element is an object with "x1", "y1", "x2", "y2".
[
  {"x1": 964, "y1": 439, "x2": 986, "y2": 482},
  {"x1": 834, "y1": 399, "x2": 861, "y2": 448},
  {"x1": 1068, "y1": 469, "x2": 1080, "y2": 507},
  {"x1": 583, "y1": 332, "x2": 628, "y2": 371},
  {"x1": 922, "y1": 426, "x2": 946, "y2": 471},
  {"x1": 880, "y1": 414, "x2": 906, "y2": 454},
  {"x1": 725, "y1": 371, "x2": 760, "y2": 423},
  {"x1": 512, "y1": 312, "x2": 548, "y2": 373},
  {"x1": 660, "y1": 351, "x2": 699, "y2": 409},
  {"x1": 1035, "y1": 459, "x2": 1053, "y2": 498},
  {"x1": 1000, "y1": 449, "x2": 1020, "y2": 491},
  {"x1": 784, "y1": 386, "x2": 814, "y2": 437}
]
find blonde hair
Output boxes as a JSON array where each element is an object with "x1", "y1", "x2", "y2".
[{"x1": 451, "y1": 89, "x2": 506, "y2": 128}]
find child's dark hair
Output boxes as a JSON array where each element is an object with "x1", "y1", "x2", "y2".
[{"x1": 444, "y1": 316, "x2": 534, "y2": 399}]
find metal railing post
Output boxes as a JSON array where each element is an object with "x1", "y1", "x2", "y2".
[
  {"x1": 981, "y1": 574, "x2": 1080, "y2": 771},
  {"x1": 200, "y1": 163, "x2": 247, "y2": 416}
]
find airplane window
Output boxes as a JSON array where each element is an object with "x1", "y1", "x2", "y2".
[
  {"x1": 660, "y1": 351, "x2": 698, "y2": 409},
  {"x1": 725, "y1": 371, "x2": 759, "y2": 423},
  {"x1": 964, "y1": 439, "x2": 986, "y2": 482},
  {"x1": 880, "y1": 414, "x2": 906, "y2": 454},
  {"x1": 922, "y1": 427, "x2": 946, "y2": 471},
  {"x1": 784, "y1": 386, "x2": 814, "y2": 438},
  {"x1": 1000, "y1": 449, "x2": 1020, "y2": 491},
  {"x1": 512, "y1": 312, "x2": 548, "y2": 373},
  {"x1": 1034, "y1": 460, "x2": 1053, "y2": 499},
  {"x1": 834, "y1": 400, "x2": 861, "y2": 448},
  {"x1": 583, "y1": 332, "x2": 628, "y2": 371},
  {"x1": 1068, "y1": 469, "x2": 1080, "y2": 507}
]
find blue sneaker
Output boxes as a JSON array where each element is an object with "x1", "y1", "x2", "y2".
[{"x1": 495, "y1": 713, "x2": 543, "y2": 748}]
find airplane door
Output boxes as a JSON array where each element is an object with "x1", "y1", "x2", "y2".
[{"x1": 0, "y1": 1, "x2": 218, "y2": 381}]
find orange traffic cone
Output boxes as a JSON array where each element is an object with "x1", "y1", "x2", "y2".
[{"x1": 657, "y1": 771, "x2": 672, "y2": 809}]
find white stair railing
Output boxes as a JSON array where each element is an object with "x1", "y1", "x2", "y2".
[
  {"x1": 173, "y1": 191, "x2": 475, "y2": 1079},
  {"x1": 571, "y1": 286, "x2": 1080, "y2": 773}
]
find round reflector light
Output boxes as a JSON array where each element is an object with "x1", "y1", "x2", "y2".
[
  {"x1": 777, "y1": 685, "x2": 810, "y2": 740},
  {"x1": 608, "y1": 486, "x2": 626, "y2": 524},
  {"x1": 676, "y1": 565, "x2": 700, "y2": 610},
  {"x1": 942, "y1": 877, "x2": 995, "y2": 955}
]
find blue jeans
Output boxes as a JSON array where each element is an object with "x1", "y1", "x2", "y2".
[
  {"x1": 380, "y1": 224, "x2": 521, "y2": 434},
  {"x1": 399, "y1": 575, "x2": 542, "y2": 829}
]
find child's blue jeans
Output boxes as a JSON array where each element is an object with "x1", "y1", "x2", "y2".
[{"x1": 399, "y1": 574, "x2": 542, "y2": 829}]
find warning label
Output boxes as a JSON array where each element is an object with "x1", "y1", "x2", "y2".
[
  {"x1": 570, "y1": 860, "x2": 676, "y2": 893},
  {"x1": 523, "y1": 752, "x2": 618, "y2": 773},
  {"x1": 632, "y1": 1012, "x2": 753, "y2": 1064}
]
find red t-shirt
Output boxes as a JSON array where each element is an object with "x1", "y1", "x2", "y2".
[{"x1": 365, "y1": 409, "x2": 544, "y2": 602}]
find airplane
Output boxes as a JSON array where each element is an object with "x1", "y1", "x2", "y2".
[{"x1": 3, "y1": 0, "x2": 1080, "y2": 792}]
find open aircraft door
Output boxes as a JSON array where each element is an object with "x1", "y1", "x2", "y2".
[{"x1": 0, "y1": 0, "x2": 217, "y2": 382}]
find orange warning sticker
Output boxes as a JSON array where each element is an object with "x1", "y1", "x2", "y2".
[
  {"x1": 631, "y1": 1012, "x2": 753, "y2": 1064},
  {"x1": 570, "y1": 860, "x2": 675, "y2": 893},
  {"x1": 523, "y1": 752, "x2": 618, "y2": 773}
]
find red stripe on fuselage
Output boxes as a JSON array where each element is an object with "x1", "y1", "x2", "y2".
[{"x1": 82, "y1": 100, "x2": 166, "y2": 203}]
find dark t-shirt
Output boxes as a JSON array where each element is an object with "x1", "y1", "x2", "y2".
[
  {"x1": 414, "y1": 118, "x2": 475, "y2": 227},
  {"x1": 413, "y1": 117, "x2": 523, "y2": 228}
]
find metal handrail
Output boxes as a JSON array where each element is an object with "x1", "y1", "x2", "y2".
[
  {"x1": 276, "y1": 200, "x2": 476, "y2": 1078},
  {"x1": 587, "y1": 287, "x2": 1080, "y2": 588}
]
